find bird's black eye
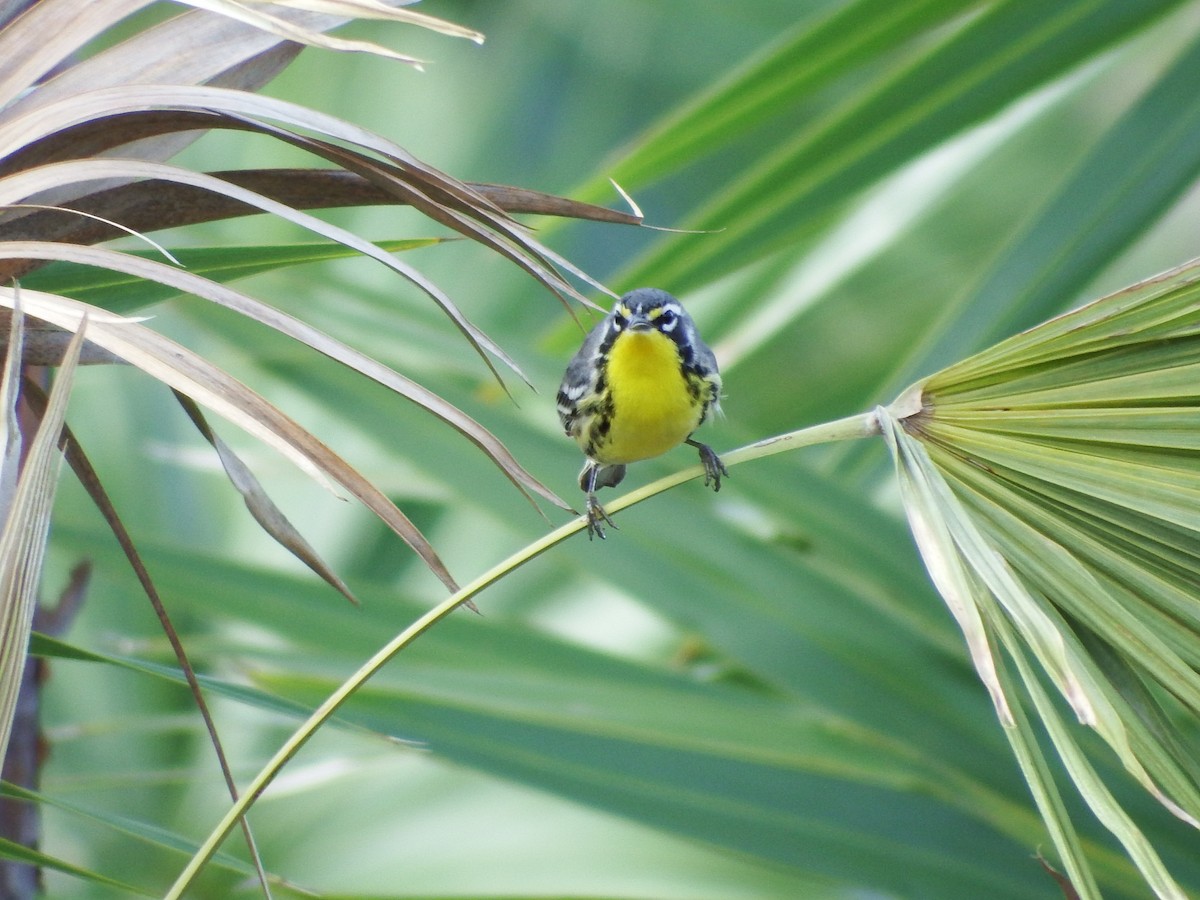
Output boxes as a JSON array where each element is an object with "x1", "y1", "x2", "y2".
[
  {"x1": 657, "y1": 308, "x2": 679, "y2": 332},
  {"x1": 612, "y1": 307, "x2": 630, "y2": 331}
]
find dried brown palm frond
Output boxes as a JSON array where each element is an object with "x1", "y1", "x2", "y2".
[
  {"x1": 0, "y1": 0, "x2": 635, "y2": 583},
  {"x1": 0, "y1": 2, "x2": 638, "y2": 893}
]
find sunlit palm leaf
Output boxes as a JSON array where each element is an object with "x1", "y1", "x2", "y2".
[
  {"x1": 179, "y1": 2, "x2": 423, "y2": 67},
  {"x1": 612, "y1": 0, "x2": 1188, "y2": 293},
  {"x1": 874, "y1": 28, "x2": 1200, "y2": 404},
  {"x1": 579, "y1": 0, "x2": 981, "y2": 197},
  {"x1": 0, "y1": 0, "x2": 398, "y2": 121},
  {"x1": 181, "y1": 0, "x2": 482, "y2": 67},
  {"x1": 883, "y1": 258, "x2": 1200, "y2": 896},
  {"x1": 0, "y1": 0, "x2": 153, "y2": 111},
  {"x1": 0, "y1": 0, "x2": 469, "y2": 118}
]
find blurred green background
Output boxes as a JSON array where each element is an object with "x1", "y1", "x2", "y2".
[{"x1": 34, "y1": 1, "x2": 1200, "y2": 896}]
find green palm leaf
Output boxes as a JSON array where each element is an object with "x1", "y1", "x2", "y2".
[
  {"x1": 882, "y1": 258, "x2": 1200, "y2": 898},
  {"x1": 16, "y1": 1, "x2": 1200, "y2": 897}
]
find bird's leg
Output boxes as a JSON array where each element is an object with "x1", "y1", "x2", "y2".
[
  {"x1": 585, "y1": 495, "x2": 617, "y2": 541},
  {"x1": 686, "y1": 438, "x2": 729, "y2": 491},
  {"x1": 582, "y1": 463, "x2": 618, "y2": 540}
]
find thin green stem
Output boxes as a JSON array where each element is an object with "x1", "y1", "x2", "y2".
[{"x1": 164, "y1": 409, "x2": 879, "y2": 897}]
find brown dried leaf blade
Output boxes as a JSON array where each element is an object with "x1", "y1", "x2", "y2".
[
  {"x1": 0, "y1": 286, "x2": 460, "y2": 593},
  {"x1": 0, "y1": 301, "x2": 79, "y2": 766},
  {"x1": 174, "y1": 390, "x2": 358, "y2": 605},
  {"x1": 19, "y1": 377, "x2": 272, "y2": 897}
]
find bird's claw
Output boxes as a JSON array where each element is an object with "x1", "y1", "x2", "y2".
[
  {"x1": 695, "y1": 443, "x2": 729, "y2": 491},
  {"x1": 585, "y1": 493, "x2": 618, "y2": 540}
]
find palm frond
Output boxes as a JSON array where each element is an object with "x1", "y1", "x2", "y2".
[
  {"x1": 0, "y1": 0, "x2": 643, "y2": 608},
  {"x1": 0, "y1": 302, "x2": 80, "y2": 762},
  {"x1": 0, "y1": 284, "x2": 464, "y2": 591},
  {"x1": 882, "y1": 258, "x2": 1200, "y2": 896},
  {"x1": 611, "y1": 0, "x2": 1188, "y2": 292},
  {"x1": 180, "y1": 0, "x2": 482, "y2": 66}
]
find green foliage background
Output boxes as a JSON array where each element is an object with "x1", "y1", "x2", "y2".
[{"x1": 32, "y1": 1, "x2": 1200, "y2": 896}]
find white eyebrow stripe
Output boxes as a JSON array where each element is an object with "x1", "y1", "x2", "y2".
[{"x1": 657, "y1": 302, "x2": 682, "y2": 330}]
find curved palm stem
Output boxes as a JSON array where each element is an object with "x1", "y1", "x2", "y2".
[{"x1": 163, "y1": 409, "x2": 880, "y2": 897}]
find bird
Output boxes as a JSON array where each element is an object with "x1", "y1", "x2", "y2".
[{"x1": 557, "y1": 287, "x2": 726, "y2": 539}]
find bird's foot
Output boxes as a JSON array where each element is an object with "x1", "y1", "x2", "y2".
[
  {"x1": 688, "y1": 440, "x2": 729, "y2": 491},
  {"x1": 585, "y1": 492, "x2": 618, "y2": 540}
]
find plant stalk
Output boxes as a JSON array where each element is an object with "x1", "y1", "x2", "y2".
[{"x1": 165, "y1": 410, "x2": 879, "y2": 896}]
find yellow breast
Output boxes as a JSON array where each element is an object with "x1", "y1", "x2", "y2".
[{"x1": 595, "y1": 329, "x2": 702, "y2": 465}]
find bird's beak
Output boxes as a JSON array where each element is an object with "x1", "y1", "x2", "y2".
[{"x1": 626, "y1": 313, "x2": 653, "y2": 332}]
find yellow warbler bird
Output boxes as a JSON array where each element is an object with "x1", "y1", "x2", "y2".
[{"x1": 557, "y1": 287, "x2": 726, "y2": 539}]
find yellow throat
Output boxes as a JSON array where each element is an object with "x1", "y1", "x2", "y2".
[{"x1": 597, "y1": 328, "x2": 701, "y2": 465}]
